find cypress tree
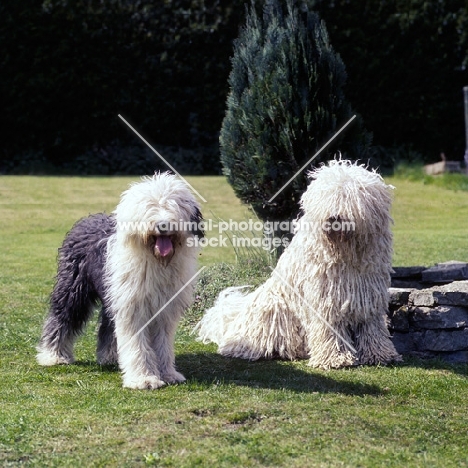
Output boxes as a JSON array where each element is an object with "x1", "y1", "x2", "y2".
[{"x1": 220, "y1": 0, "x2": 370, "y2": 225}]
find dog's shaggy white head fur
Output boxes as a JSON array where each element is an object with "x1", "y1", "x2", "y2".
[
  {"x1": 298, "y1": 160, "x2": 393, "y2": 267},
  {"x1": 114, "y1": 172, "x2": 203, "y2": 266}
]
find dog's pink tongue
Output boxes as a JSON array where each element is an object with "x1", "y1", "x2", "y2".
[{"x1": 155, "y1": 236, "x2": 173, "y2": 257}]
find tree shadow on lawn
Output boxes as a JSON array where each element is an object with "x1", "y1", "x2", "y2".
[{"x1": 176, "y1": 351, "x2": 383, "y2": 396}]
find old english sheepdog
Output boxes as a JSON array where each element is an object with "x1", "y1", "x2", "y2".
[
  {"x1": 196, "y1": 160, "x2": 402, "y2": 369},
  {"x1": 37, "y1": 172, "x2": 204, "y2": 389}
]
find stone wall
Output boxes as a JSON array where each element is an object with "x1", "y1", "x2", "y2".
[{"x1": 388, "y1": 261, "x2": 468, "y2": 363}]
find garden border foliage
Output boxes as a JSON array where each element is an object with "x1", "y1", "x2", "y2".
[
  {"x1": 1, "y1": 0, "x2": 247, "y2": 174},
  {"x1": 1, "y1": 0, "x2": 467, "y2": 174}
]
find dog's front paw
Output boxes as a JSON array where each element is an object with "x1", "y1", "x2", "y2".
[
  {"x1": 359, "y1": 352, "x2": 403, "y2": 366},
  {"x1": 308, "y1": 351, "x2": 358, "y2": 369},
  {"x1": 36, "y1": 348, "x2": 75, "y2": 366},
  {"x1": 161, "y1": 370, "x2": 186, "y2": 385},
  {"x1": 123, "y1": 375, "x2": 166, "y2": 390}
]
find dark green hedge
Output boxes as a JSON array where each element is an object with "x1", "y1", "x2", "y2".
[
  {"x1": 1, "y1": 0, "x2": 247, "y2": 174},
  {"x1": 311, "y1": 0, "x2": 468, "y2": 163},
  {"x1": 1, "y1": 0, "x2": 467, "y2": 174}
]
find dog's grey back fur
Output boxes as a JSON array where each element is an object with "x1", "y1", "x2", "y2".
[{"x1": 37, "y1": 214, "x2": 116, "y2": 365}]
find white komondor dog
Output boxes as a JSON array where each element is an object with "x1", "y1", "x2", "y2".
[
  {"x1": 37, "y1": 172, "x2": 204, "y2": 389},
  {"x1": 196, "y1": 160, "x2": 402, "y2": 369}
]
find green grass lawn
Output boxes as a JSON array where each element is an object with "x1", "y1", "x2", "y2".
[
  {"x1": 1, "y1": 174, "x2": 468, "y2": 467},
  {"x1": 389, "y1": 177, "x2": 468, "y2": 266}
]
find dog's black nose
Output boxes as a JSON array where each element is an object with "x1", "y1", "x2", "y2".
[
  {"x1": 324, "y1": 215, "x2": 354, "y2": 242},
  {"x1": 156, "y1": 222, "x2": 170, "y2": 233}
]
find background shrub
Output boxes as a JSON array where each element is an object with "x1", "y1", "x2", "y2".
[
  {"x1": 220, "y1": 0, "x2": 372, "y2": 224},
  {"x1": 1, "y1": 0, "x2": 467, "y2": 174}
]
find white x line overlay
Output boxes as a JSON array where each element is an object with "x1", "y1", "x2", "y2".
[
  {"x1": 118, "y1": 114, "x2": 207, "y2": 203},
  {"x1": 268, "y1": 114, "x2": 356, "y2": 203},
  {"x1": 270, "y1": 267, "x2": 357, "y2": 355},
  {"x1": 118, "y1": 266, "x2": 207, "y2": 354}
]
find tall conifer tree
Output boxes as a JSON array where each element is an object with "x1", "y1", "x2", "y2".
[{"x1": 220, "y1": 0, "x2": 370, "y2": 223}]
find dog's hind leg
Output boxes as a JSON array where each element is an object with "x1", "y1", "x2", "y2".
[
  {"x1": 36, "y1": 272, "x2": 97, "y2": 366},
  {"x1": 96, "y1": 306, "x2": 118, "y2": 365}
]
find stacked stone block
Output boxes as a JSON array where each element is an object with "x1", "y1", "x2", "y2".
[{"x1": 388, "y1": 262, "x2": 468, "y2": 363}]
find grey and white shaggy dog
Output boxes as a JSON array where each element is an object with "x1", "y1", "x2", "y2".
[
  {"x1": 196, "y1": 160, "x2": 402, "y2": 369},
  {"x1": 37, "y1": 172, "x2": 203, "y2": 389}
]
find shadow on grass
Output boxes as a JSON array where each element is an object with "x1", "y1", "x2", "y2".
[
  {"x1": 176, "y1": 351, "x2": 383, "y2": 396},
  {"x1": 396, "y1": 355, "x2": 468, "y2": 376},
  {"x1": 69, "y1": 355, "x2": 381, "y2": 395},
  {"x1": 68, "y1": 353, "x2": 468, "y2": 394},
  {"x1": 72, "y1": 360, "x2": 119, "y2": 373}
]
